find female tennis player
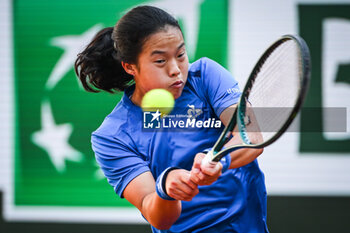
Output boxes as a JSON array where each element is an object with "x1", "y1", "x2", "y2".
[{"x1": 75, "y1": 5, "x2": 267, "y2": 233}]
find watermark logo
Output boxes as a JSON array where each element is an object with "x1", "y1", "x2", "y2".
[
  {"x1": 143, "y1": 110, "x2": 162, "y2": 129},
  {"x1": 142, "y1": 106, "x2": 222, "y2": 130}
]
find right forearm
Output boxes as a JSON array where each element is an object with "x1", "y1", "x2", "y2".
[
  {"x1": 141, "y1": 192, "x2": 181, "y2": 230},
  {"x1": 123, "y1": 170, "x2": 196, "y2": 230}
]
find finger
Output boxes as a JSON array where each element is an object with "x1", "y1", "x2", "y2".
[
  {"x1": 190, "y1": 166, "x2": 202, "y2": 183},
  {"x1": 190, "y1": 174, "x2": 200, "y2": 184},
  {"x1": 190, "y1": 153, "x2": 207, "y2": 183},
  {"x1": 182, "y1": 173, "x2": 198, "y2": 189},
  {"x1": 177, "y1": 183, "x2": 197, "y2": 196},
  {"x1": 190, "y1": 171, "x2": 198, "y2": 183},
  {"x1": 201, "y1": 161, "x2": 223, "y2": 176},
  {"x1": 169, "y1": 192, "x2": 190, "y2": 201},
  {"x1": 190, "y1": 172, "x2": 210, "y2": 186},
  {"x1": 192, "y1": 153, "x2": 206, "y2": 170},
  {"x1": 190, "y1": 170, "x2": 205, "y2": 185},
  {"x1": 197, "y1": 170, "x2": 210, "y2": 180},
  {"x1": 169, "y1": 187, "x2": 199, "y2": 201},
  {"x1": 192, "y1": 169, "x2": 212, "y2": 181},
  {"x1": 168, "y1": 178, "x2": 198, "y2": 197},
  {"x1": 194, "y1": 170, "x2": 221, "y2": 186}
]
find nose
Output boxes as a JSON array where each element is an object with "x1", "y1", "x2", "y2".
[{"x1": 168, "y1": 59, "x2": 181, "y2": 78}]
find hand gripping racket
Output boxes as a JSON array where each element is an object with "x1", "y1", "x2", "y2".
[{"x1": 202, "y1": 35, "x2": 311, "y2": 167}]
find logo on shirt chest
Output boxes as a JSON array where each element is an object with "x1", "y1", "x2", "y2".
[{"x1": 187, "y1": 104, "x2": 203, "y2": 119}]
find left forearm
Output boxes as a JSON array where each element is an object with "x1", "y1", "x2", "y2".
[
  {"x1": 225, "y1": 135, "x2": 264, "y2": 169},
  {"x1": 228, "y1": 147, "x2": 263, "y2": 169},
  {"x1": 219, "y1": 105, "x2": 264, "y2": 169}
]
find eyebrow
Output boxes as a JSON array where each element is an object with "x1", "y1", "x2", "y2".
[{"x1": 150, "y1": 42, "x2": 185, "y2": 56}]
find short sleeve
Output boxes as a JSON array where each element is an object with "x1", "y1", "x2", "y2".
[
  {"x1": 91, "y1": 133, "x2": 150, "y2": 198},
  {"x1": 201, "y1": 57, "x2": 241, "y2": 117}
]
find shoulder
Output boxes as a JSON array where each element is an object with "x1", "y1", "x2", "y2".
[
  {"x1": 93, "y1": 102, "x2": 128, "y2": 137},
  {"x1": 187, "y1": 57, "x2": 233, "y2": 86},
  {"x1": 91, "y1": 101, "x2": 142, "y2": 158},
  {"x1": 188, "y1": 57, "x2": 230, "y2": 85},
  {"x1": 93, "y1": 86, "x2": 142, "y2": 138},
  {"x1": 92, "y1": 101, "x2": 142, "y2": 147},
  {"x1": 188, "y1": 57, "x2": 221, "y2": 74}
]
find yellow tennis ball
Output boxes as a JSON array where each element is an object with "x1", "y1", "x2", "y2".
[{"x1": 141, "y1": 89, "x2": 175, "y2": 115}]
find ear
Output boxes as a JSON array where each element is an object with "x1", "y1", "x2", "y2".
[{"x1": 121, "y1": 61, "x2": 137, "y2": 76}]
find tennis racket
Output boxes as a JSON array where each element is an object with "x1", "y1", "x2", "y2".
[{"x1": 202, "y1": 34, "x2": 311, "y2": 166}]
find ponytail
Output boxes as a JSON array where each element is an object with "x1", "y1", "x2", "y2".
[{"x1": 74, "y1": 27, "x2": 133, "y2": 93}]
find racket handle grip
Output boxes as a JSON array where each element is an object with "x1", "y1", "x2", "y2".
[{"x1": 201, "y1": 150, "x2": 218, "y2": 169}]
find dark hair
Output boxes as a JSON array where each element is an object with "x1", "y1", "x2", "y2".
[{"x1": 74, "y1": 5, "x2": 182, "y2": 93}]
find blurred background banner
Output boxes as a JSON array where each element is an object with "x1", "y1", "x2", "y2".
[
  {"x1": 231, "y1": 0, "x2": 350, "y2": 197},
  {"x1": 1, "y1": 0, "x2": 350, "y2": 231}
]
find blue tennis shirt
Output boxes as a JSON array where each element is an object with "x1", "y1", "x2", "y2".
[{"x1": 92, "y1": 57, "x2": 269, "y2": 232}]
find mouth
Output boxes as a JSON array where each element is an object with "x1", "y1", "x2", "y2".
[{"x1": 171, "y1": 80, "x2": 184, "y2": 89}]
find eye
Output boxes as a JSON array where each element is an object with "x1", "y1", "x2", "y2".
[
  {"x1": 178, "y1": 52, "x2": 185, "y2": 58},
  {"x1": 155, "y1": 59, "x2": 165, "y2": 64}
]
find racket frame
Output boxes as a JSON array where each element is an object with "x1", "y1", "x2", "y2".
[{"x1": 208, "y1": 35, "x2": 311, "y2": 163}]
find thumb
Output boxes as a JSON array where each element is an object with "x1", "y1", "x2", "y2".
[
  {"x1": 190, "y1": 153, "x2": 205, "y2": 183},
  {"x1": 191, "y1": 153, "x2": 205, "y2": 173}
]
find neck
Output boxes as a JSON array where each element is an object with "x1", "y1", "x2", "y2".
[{"x1": 130, "y1": 87, "x2": 143, "y2": 106}]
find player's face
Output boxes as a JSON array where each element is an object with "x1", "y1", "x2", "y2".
[{"x1": 132, "y1": 26, "x2": 189, "y2": 102}]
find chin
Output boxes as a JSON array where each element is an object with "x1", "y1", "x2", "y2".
[{"x1": 172, "y1": 89, "x2": 184, "y2": 99}]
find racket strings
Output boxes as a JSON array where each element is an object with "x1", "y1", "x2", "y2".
[
  {"x1": 253, "y1": 41, "x2": 299, "y2": 102},
  {"x1": 243, "y1": 39, "x2": 302, "y2": 143},
  {"x1": 255, "y1": 41, "x2": 299, "y2": 105},
  {"x1": 249, "y1": 43, "x2": 298, "y2": 110}
]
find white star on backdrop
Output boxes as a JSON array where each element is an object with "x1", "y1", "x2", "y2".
[
  {"x1": 31, "y1": 100, "x2": 83, "y2": 173},
  {"x1": 46, "y1": 24, "x2": 103, "y2": 90},
  {"x1": 35, "y1": 25, "x2": 105, "y2": 173},
  {"x1": 94, "y1": 161, "x2": 106, "y2": 180}
]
